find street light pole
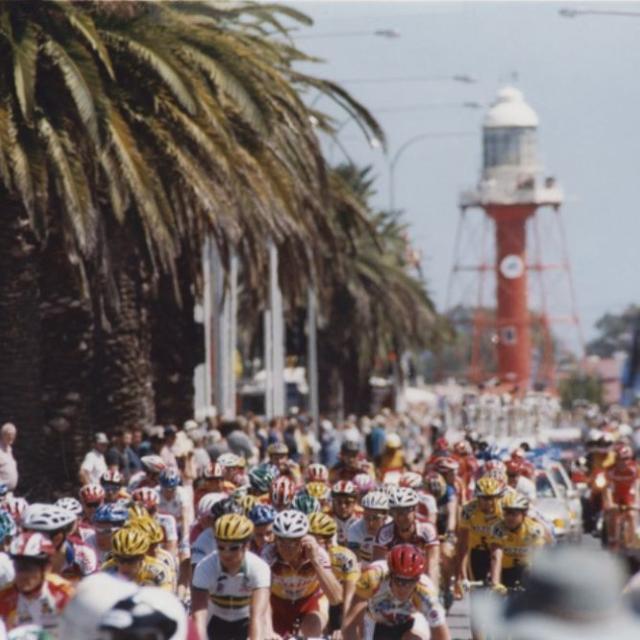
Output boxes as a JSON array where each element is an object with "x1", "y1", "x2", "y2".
[
  {"x1": 296, "y1": 28, "x2": 401, "y2": 39},
  {"x1": 388, "y1": 131, "x2": 475, "y2": 211},
  {"x1": 560, "y1": 8, "x2": 640, "y2": 17}
]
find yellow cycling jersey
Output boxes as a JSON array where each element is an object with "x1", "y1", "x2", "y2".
[
  {"x1": 328, "y1": 545, "x2": 360, "y2": 584},
  {"x1": 101, "y1": 555, "x2": 174, "y2": 591},
  {"x1": 489, "y1": 516, "x2": 546, "y2": 569},
  {"x1": 459, "y1": 499, "x2": 502, "y2": 550},
  {"x1": 153, "y1": 547, "x2": 178, "y2": 591}
]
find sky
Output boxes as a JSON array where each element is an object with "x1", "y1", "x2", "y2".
[{"x1": 287, "y1": 1, "x2": 640, "y2": 346}]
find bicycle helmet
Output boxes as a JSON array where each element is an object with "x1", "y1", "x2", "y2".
[
  {"x1": 389, "y1": 487, "x2": 419, "y2": 509},
  {"x1": 112, "y1": 527, "x2": 150, "y2": 557},
  {"x1": 273, "y1": 510, "x2": 309, "y2": 539},
  {"x1": 131, "y1": 488, "x2": 160, "y2": 510},
  {"x1": 341, "y1": 439, "x2": 360, "y2": 455},
  {"x1": 10, "y1": 532, "x2": 55, "y2": 561},
  {"x1": 434, "y1": 457, "x2": 459, "y2": 475},
  {"x1": 484, "y1": 460, "x2": 506, "y2": 475},
  {"x1": 308, "y1": 512, "x2": 337, "y2": 538},
  {"x1": 23, "y1": 504, "x2": 76, "y2": 532},
  {"x1": 475, "y1": 476, "x2": 504, "y2": 498},
  {"x1": 270, "y1": 476, "x2": 296, "y2": 509},
  {"x1": 239, "y1": 494, "x2": 258, "y2": 516},
  {"x1": 385, "y1": 433, "x2": 402, "y2": 449},
  {"x1": 101, "y1": 470, "x2": 124, "y2": 487},
  {"x1": 141, "y1": 455, "x2": 166, "y2": 474},
  {"x1": 248, "y1": 504, "x2": 277, "y2": 527},
  {"x1": 159, "y1": 469, "x2": 181, "y2": 489},
  {"x1": 94, "y1": 503, "x2": 129, "y2": 526},
  {"x1": 0, "y1": 509, "x2": 17, "y2": 543},
  {"x1": 130, "y1": 517, "x2": 164, "y2": 545},
  {"x1": 203, "y1": 462, "x2": 224, "y2": 480},
  {"x1": 196, "y1": 492, "x2": 227, "y2": 519},
  {"x1": 79, "y1": 484, "x2": 105, "y2": 505},
  {"x1": 352, "y1": 473, "x2": 376, "y2": 495},
  {"x1": 454, "y1": 440, "x2": 473, "y2": 456},
  {"x1": 424, "y1": 472, "x2": 446, "y2": 498},
  {"x1": 435, "y1": 436, "x2": 449, "y2": 451},
  {"x1": 291, "y1": 493, "x2": 321, "y2": 515},
  {"x1": 210, "y1": 497, "x2": 244, "y2": 521},
  {"x1": 306, "y1": 463, "x2": 329, "y2": 483},
  {"x1": 331, "y1": 480, "x2": 357, "y2": 497},
  {"x1": 217, "y1": 453, "x2": 243, "y2": 468},
  {"x1": 388, "y1": 544, "x2": 425, "y2": 579},
  {"x1": 306, "y1": 482, "x2": 331, "y2": 502},
  {"x1": 214, "y1": 514, "x2": 254, "y2": 542},
  {"x1": 3, "y1": 497, "x2": 28, "y2": 523},
  {"x1": 361, "y1": 491, "x2": 390, "y2": 511},
  {"x1": 248, "y1": 467, "x2": 274, "y2": 494},
  {"x1": 502, "y1": 492, "x2": 529, "y2": 512},
  {"x1": 55, "y1": 497, "x2": 83, "y2": 518},
  {"x1": 399, "y1": 472, "x2": 423, "y2": 489},
  {"x1": 99, "y1": 586, "x2": 186, "y2": 640},
  {"x1": 127, "y1": 504, "x2": 150, "y2": 522},
  {"x1": 267, "y1": 442, "x2": 288, "y2": 456}
]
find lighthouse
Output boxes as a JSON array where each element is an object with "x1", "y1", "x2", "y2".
[{"x1": 459, "y1": 87, "x2": 563, "y2": 389}]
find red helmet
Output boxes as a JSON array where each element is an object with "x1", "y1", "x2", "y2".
[
  {"x1": 484, "y1": 460, "x2": 506, "y2": 476},
  {"x1": 435, "y1": 437, "x2": 449, "y2": 451},
  {"x1": 270, "y1": 476, "x2": 296, "y2": 508},
  {"x1": 131, "y1": 487, "x2": 160, "y2": 510},
  {"x1": 203, "y1": 462, "x2": 224, "y2": 480},
  {"x1": 388, "y1": 544, "x2": 425, "y2": 579},
  {"x1": 79, "y1": 484, "x2": 105, "y2": 505},
  {"x1": 434, "y1": 457, "x2": 459, "y2": 475},
  {"x1": 332, "y1": 480, "x2": 357, "y2": 497},
  {"x1": 615, "y1": 442, "x2": 634, "y2": 460},
  {"x1": 306, "y1": 464, "x2": 329, "y2": 483},
  {"x1": 399, "y1": 472, "x2": 423, "y2": 489},
  {"x1": 10, "y1": 532, "x2": 55, "y2": 561},
  {"x1": 101, "y1": 469, "x2": 123, "y2": 486},
  {"x1": 454, "y1": 441, "x2": 473, "y2": 456}
]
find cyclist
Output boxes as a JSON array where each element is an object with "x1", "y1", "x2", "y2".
[
  {"x1": 347, "y1": 491, "x2": 390, "y2": 565},
  {"x1": 262, "y1": 509, "x2": 342, "y2": 637},
  {"x1": 54, "y1": 498, "x2": 91, "y2": 546},
  {"x1": 373, "y1": 488, "x2": 440, "y2": 586},
  {"x1": 129, "y1": 515, "x2": 178, "y2": 592},
  {"x1": 101, "y1": 527, "x2": 172, "y2": 590},
  {"x1": 128, "y1": 455, "x2": 167, "y2": 492},
  {"x1": 270, "y1": 475, "x2": 297, "y2": 512},
  {"x1": 192, "y1": 514, "x2": 272, "y2": 640},
  {"x1": 100, "y1": 470, "x2": 127, "y2": 504},
  {"x1": 330, "y1": 440, "x2": 372, "y2": 483},
  {"x1": 489, "y1": 492, "x2": 546, "y2": 593},
  {"x1": 78, "y1": 484, "x2": 104, "y2": 540},
  {"x1": 267, "y1": 443, "x2": 301, "y2": 481},
  {"x1": 247, "y1": 466, "x2": 276, "y2": 502},
  {"x1": 0, "y1": 532, "x2": 74, "y2": 633},
  {"x1": 330, "y1": 481, "x2": 361, "y2": 545},
  {"x1": 132, "y1": 487, "x2": 179, "y2": 558},
  {"x1": 344, "y1": 544, "x2": 450, "y2": 640},
  {"x1": 191, "y1": 497, "x2": 244, "y2": 568},
  {"x1": 378, "y1": 434, "x2": 407, "y2": 482},
  {"x1": 158, "y1": 468, "x2": 191, "y2": 562},
  {"x1": 189, "y1": 492, "x2": 227, "y2": 545},
  {"x1": 452, "y1": 440, "x2": 478, "y2": 502},
  {"x1": 194, "y1": 462, "x2": 225, "y2": 508},
  {"x1": 92, "y1": 503, "x2": 129, "y2": 564},
  {"x1": 306, "y1": 463, "x2": 330, "y2": 485},
  {"x1": 248, "y1": 504, "x2": 277, "y2": 555},
  {"x1": 0, "y1": 511, "x2": 16, "y2": 588},
  {"x1": 309, "y1": 512, "x2": 360, "y2": 636}
]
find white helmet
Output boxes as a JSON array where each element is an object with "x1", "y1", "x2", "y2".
[
  {"x1": 141, "y1": 455, "x2": 166, "y2": 474},
  {"x1": 389, "y1": 487, "x2": 419, "y2": 509},
  {"x1": 99, "y1": 586, "x2": 187, "y2": 640},
  {"x1": 273, "y1": 510, "x2": 309, "y2": 539},
  {"x1": 217, "y1": 453, "x2": 242, "y2": 467},
  {"x1": 197, "y1": 492, "x2": 228, "y2": 519},
  {"x1": 361, "y1": 491, "x2": 390, "y2": 511},
  {"x1": 23, "y1": 503, "x2": 76, "y2": 532},
  {"x1": 55, "y1": 497, "x2": 83, "y2": 518}
]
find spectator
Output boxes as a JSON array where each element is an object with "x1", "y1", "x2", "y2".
[
  {"x1": 160, "y1": 426, "x2": 178, "y2": 468},
  {"x1": 222, "y1": 420, "x2": 256, "y2": 462},
  {"x1": 0, "y1": 423, "x2": 18, "y2": 491},
  {"x1": 365, "y1": 416, "x2": 386, "y2": 463},
  {"x1": 79, "y1": 433, "x2": 109, "y2": 485},
  {"x1": 105, "y1": 428, "x2": 142, "y2": 481}
]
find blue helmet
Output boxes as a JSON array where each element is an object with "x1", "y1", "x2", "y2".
[
  {"x1": 159, "y1": 468, "x2": 181, "y2": 489},
  {"x1": 248, "y1": 504, "x2": 277, "y2": 526},
  {"x1": 0, "y1": 483, "x2": 8, "y2": 498},
  {"x1": 0, "y1": 509, "x2": 17, "y2": 543},
  {"x1": 93, "y1": 503, "x2": 129, "y2": 525}
]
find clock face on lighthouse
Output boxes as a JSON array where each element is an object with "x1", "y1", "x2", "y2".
[{"x1": 499, "y1": 254, "x2": 525, "y2": 279}]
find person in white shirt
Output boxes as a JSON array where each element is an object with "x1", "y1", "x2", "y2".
[{"x1": 78, "y1": 433, "x2": 109, "y2": 486}]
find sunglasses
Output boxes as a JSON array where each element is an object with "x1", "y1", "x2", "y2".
[
  {"x1": 364, "y1": 512, "x2": 387, "y2": 520},
  {"x1": 114, "y1": 555, "x2": 143, "y2": 565},
  {"x1": 391, "y1": 575, "x2": 419, "y2": 586},
  {"x1": 504, "y1": 509, "x2": 524, "y2": 516},
  {"x1": 391, "y1": 507, "x2": 414, "y2": 515},
  {"x1": 217, "y1": 543, "x2": 244, "y2": 553}
]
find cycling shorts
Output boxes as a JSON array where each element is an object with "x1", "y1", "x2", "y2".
[
  {"x1": 470, "y1": 548, "x2": 491, "y2": 583},
  {"x1": 206, "y1": 615, "x2": 248, "y2": 640},
  {"x1": 502, "y1": 565, "x2": 526, "y2": 589},
  {"x1": 270, "y1": 589, "x2": 328, "y2": 635},
  {"x1": 613, "y1": 488, "x2": 636, "y2": 507}
]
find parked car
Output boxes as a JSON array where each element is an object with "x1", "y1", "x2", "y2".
[{"x1": 535, "y1": 467, "x2": 582, "y2": 542}]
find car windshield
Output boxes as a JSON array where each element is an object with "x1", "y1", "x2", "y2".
[
  {"x1": 550, "y1": 465, "x2": 568, "y2": 491},
  {"x1": 536, "y1": 472, "x2": 558, "y2": 499}
]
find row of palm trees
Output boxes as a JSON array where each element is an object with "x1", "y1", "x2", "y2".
[{"x1": 0, "y1": 1, "x2": 442, "y2": 496}]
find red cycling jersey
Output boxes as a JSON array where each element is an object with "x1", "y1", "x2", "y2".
[{"x1": 606, "y1": 461, "x2": 639, "y2": 506}]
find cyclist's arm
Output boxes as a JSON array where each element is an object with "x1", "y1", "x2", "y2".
[
  {"x1": 342, "y1": 595, "x2": 367, "y2": 637},
  {"x1": 342, "y1": 579, "x2": 357, "y2": 620},
  {"x1": 191, "y1": 587, "x2": 209, "y2": 639},
  {"x1": 489, "y1": 545, "x2": 503, "y2": 586},
  {"x1": 313, "y1": 558, "x2": 343, "y2": 605},
  {"x1": 455, "y1": 528, "x2": 469, "y2": 578},
  {"x1": 432, "y1": 624, "x2": 452, "y2": 640},
  {"x1": 446, "y1": 495, "x2": 458, "y2": 533},
  {"x1": 249, "y1": 586, "x2": 270, "y2": 640},
  {"x1": 426, "y1": 544, "x2": 440, "y2": 589}
]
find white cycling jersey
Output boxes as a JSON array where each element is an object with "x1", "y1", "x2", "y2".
[
  {"x1": 346, "y1": 518, "x2": 388, "y2": 564},
  {"x1": 191, "y1": 528, "x2": 218, "y2": 566}
]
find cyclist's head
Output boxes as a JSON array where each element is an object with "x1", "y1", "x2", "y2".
[
  {"x1": 388, "y1": 488, "x2": 418, "y2": 528},
  {"x1": 308, "y1": 512, "x2": 337, "y2": 547},
  {"x1": 476, "y1": 476, "x2": 504, "y2": 512},
  {"x1": 215, "y1": 514, "x2": 254, "y2": 572},
  {"x1": 331, "y1": 481, "x2": 357, "y2": 519},
  {"x1": 111, "y1": 527, "x2": 150, "y2": 580},
  {"x1": 502, "y1": 493, "x2": 529, "y2": 530},
  {"x1": 388, "y1": 544, "x2": 424, "y2": 600},
  {"x1": 273, "y1": 510, "x2": 309, "y2": 562},
  {"x1": 10, "y1": 532, "x2": 54, "y2": 595},
  {"x1": 22, "y1": 503, "x2": 76, "y2": 550},
  {"x1": 248, "y1": 504, "x2": 276, "y2": 550}
]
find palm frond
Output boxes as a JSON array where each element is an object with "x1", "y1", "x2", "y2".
[{"x1": 12, "y1": 23, "x2": 38, "y2": 124}]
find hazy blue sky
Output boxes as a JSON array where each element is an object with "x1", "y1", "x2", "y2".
[{"x1": 288, "y1": 1, "x2": 640, "y2": 346}]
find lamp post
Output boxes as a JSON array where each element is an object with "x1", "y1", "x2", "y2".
[
  {"x1": 336, "y1": 74, "x2": 477, "y2": 85},
  {"x1": 560, "y1": 7, "x2": 640, "y2": 17},
  {"x1": 295, "y1": 28, "x2": 401, "y2": 39},
  {"x1": 388, "y1": 131, "x2": 476, "y2": 211}
]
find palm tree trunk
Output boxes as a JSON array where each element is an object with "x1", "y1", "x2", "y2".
[
  {"x1": 94, "y1": 238, "x2": 155, "y2": 432},
  {"x1": 0, "y1": 195, "x2": 45, "y2": 497},
  {"x1": 40, "y1": 232, "x2": 95, "y2": 495}
]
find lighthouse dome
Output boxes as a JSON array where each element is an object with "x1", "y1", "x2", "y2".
[{"x1": 484, "y1": 87, "x2": 539, "y2": 129}]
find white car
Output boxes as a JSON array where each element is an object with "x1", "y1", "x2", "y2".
[{"x1": 535, "y1": 468, "x2": 581, "y2": 542}]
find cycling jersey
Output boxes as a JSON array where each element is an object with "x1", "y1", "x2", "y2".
[
  {"x1": 191, "y1": 528, "x2": 217, "y2": 567},
  {"x1": 328, "y1": 545, "x2": 360, "y2": 584},
  {"x1": 333, "y1": 512, "x2": 361, "y2": 546},
  {"x1": 374, "y1": 521, "x2": 439, "y2": 555},
  {"x1": 76, "y1": 522, "x2": 96, "y2": 546},
  {"x1": 56, "y1": 538, "x2": 97, "y2": 580},
  {"x1": 192, "y1": 550, "x2": 270, "y2": 622},
  {"x1": 459, "y1": 499, "x2": 502, "y2": 550},
  {"x1": 606, "y1": 462, "x2": 639, "y2": 506},
  {"x1": 155, "y1": 512, "x2": 178, "y2": 544},
  {"x1": 347, "y1": 519, "x2": 385, "y2": 564},
  {"x1": 0, "y1": 553, "x2": 14, "y2": 589},
  {"x1": 0, "y1": 573, "x2": 73, "y2": 632},
  {"x1": 260, "y1": 542, "x2": 331, "y2": 601},
  {"x1": 101, "y1": 555, "x2": 173, "y2": 590},
  {"x1": 416, "y1": 492, "x2": 437, "y2": 523},
  {"x1": 434, "y1": 486, "x2": 456, "y2": 535},
  {"x1": 356, "y1": 561, "x2": 446, "y2": 628},
  {"x1": 153, "y1": 547, "x2": 179, "y2": 591},
  {"x1": 329, "y1": 461, "x2": 373, "y2": 483},
  {"x1": 490, "y1": 516, "x2": 546, "y2": 569},
  {"x1": 127, "y1": 472, "x2": 158, "y2": 492},
  {"x1": 159, "y1": 487, "x2": 187, "y2": 521}
]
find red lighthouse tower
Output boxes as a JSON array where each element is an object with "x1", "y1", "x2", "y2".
[{"x1": 456, "y1": 87, "x2": 566, "y2": 389}]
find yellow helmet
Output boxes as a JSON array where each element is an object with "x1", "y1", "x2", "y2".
[
  {"x1": 128, "y1": 504, "x2": 150, "y2": 522},
  {"x1": 111, "y1": 526, "x2": 150, "y2": 557},
  {"x1": 239, "y1": 494, "x2": 258, "y2": 516},
  {"x1": 308, "y1": 512, "x2": 337, "y2": 538},
  {"x1": 130, "y1": 516, "x2": 164, "y2": 545},
  {"x1": 214, "y1": 514, "x2": 254, "y2": 542},
  {"x1": 475, "y1": 476, "x2": 504, "y2": 498},
  {"x1": 307, "y1": 482, "x2": 330, "y2": 501}
]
